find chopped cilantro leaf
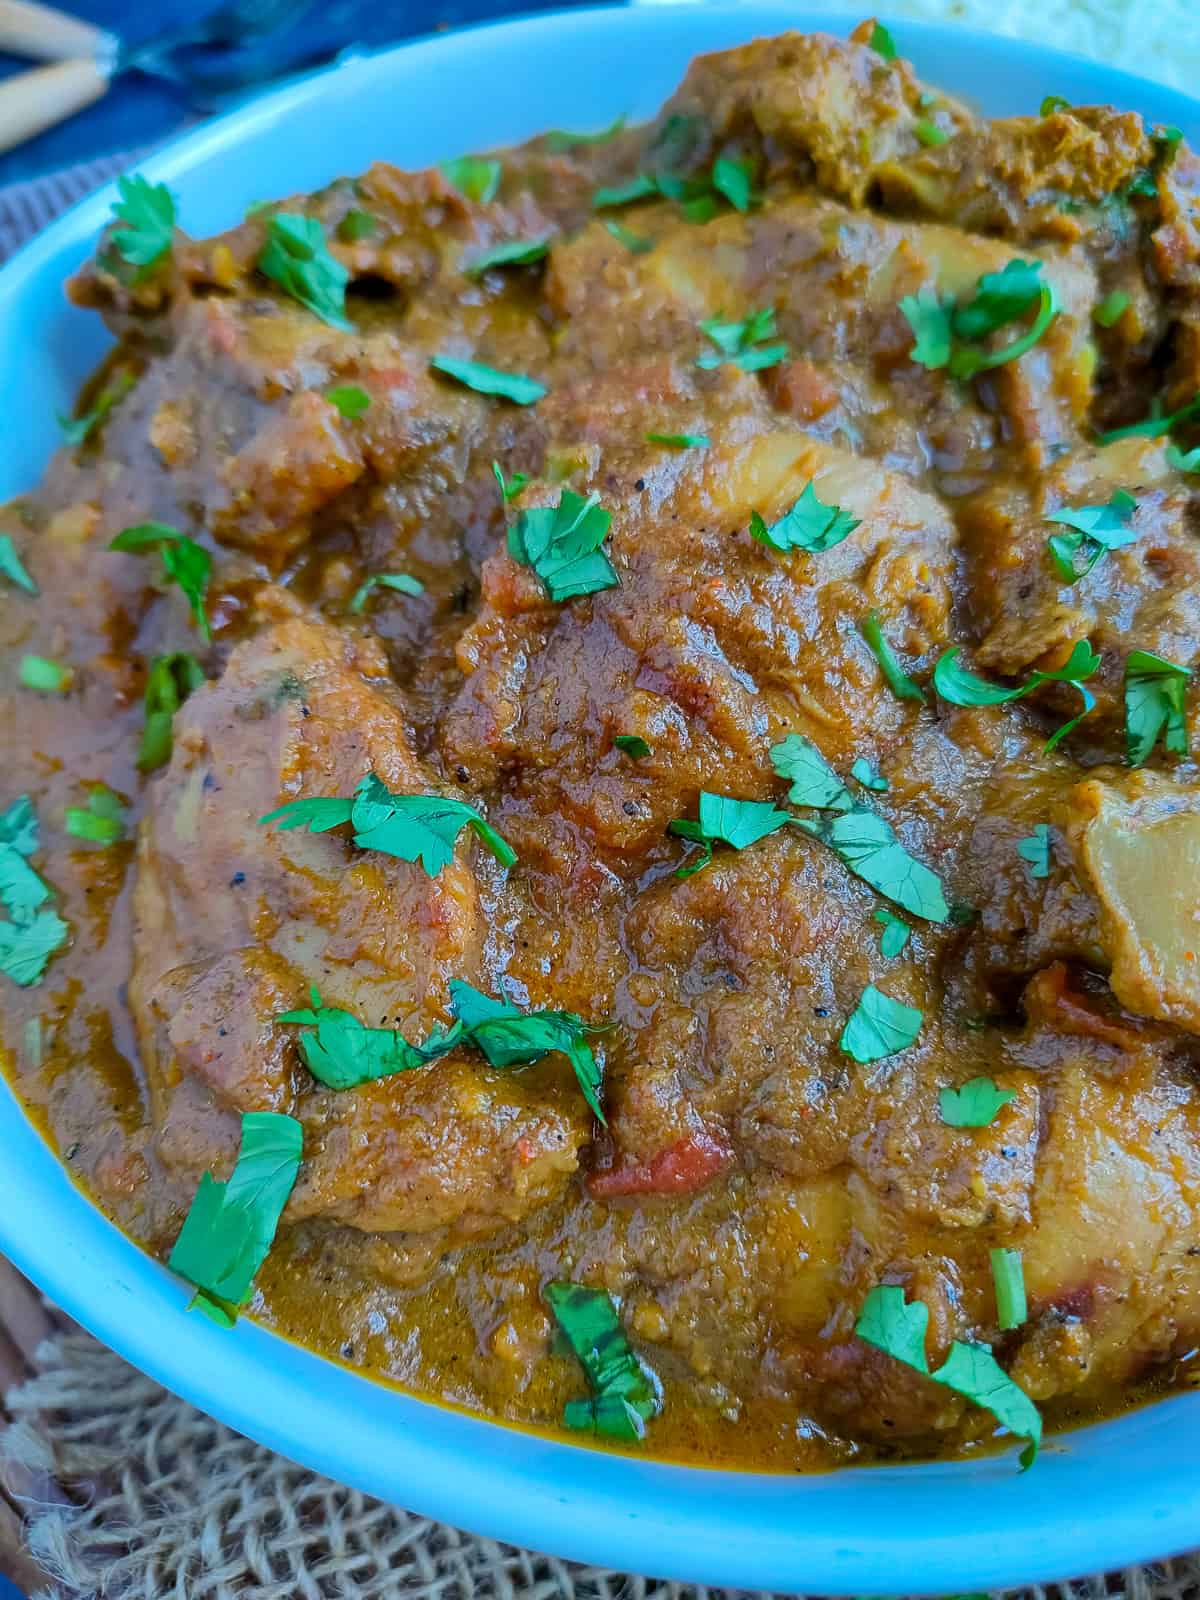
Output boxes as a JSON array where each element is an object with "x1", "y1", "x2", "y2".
[
  {"x1": 614, "y1": 734, "x2": 651, "y2": 759},
  {"x1": 749, "y1": 482, "x2": 860, "y2": 554},
  {"x1": 856, "y1": 1284, "x2": 929, "y2": 1371},
  {"x1": 278, "y1": 987, "x2": 462, "y2": 1090},
  {"x1": 65, "y1": 783, "x2": 126, "y2": 846},
  {"x1": 697, "y1": 307, "x2": 787, "y2": 372},
  {"x1": 861, "y1": 611, "x2": 926, "y2": 703},
  {"x1": 840, "y1": 983, "x2": 923, "y2": 1064},
  {"x1": 604, "y1": 219, "x2": 653, "y2": 254},
  {"x1": 1124, "y1": 649, "x2": 1190, "y2": 766},
  {"x1": 544, "y1": 1282, "x2": 660, "y2": 1441},
  {"x1": 448, "y1": 979, "x2": 609, "y2": 1122},
  {"x1": 139, "y1": 652, "x2": 205, "y2": 773},
  {"x1": 1167, "y1": 444, "x2": 1200, "y2": 472},
  {"x1": 0, "y1": 795, "x2": 39, "y2": 857},
  {"x1": 19, "y1": 655, "x2": 71, "y2": 693},
  {"x1": 711, "y1": 156, "x2": 754, "y2": 212},
  {"x1": 914, "y1": 121, "x2": 949, "y2": 148},
  {"x1": 337, "y1": 209, "x2": 377, "y2": 243},
  {"x1": 1093, "y1": 290, "x2": 1130, "y2": 328},
  {"x1": 900, "y1": 287, "x2": 954, "y2": 370},
  {"x1": 0, "y1": 795, "x2": 67, "y2": 989},
  {"x1": 348, "y1": 572, "x2": 424, "y2": 614},
  {"x1": 168, "y1": 1110, "x2": 302, "y2": 1325},
  {"x1": 903, "y1": 261, "x2": 1058, "y2": 379},
  {"x1": 110, "y1": 174, "x2": 176, "y2": 271},
  {"x1": 492, "y1": 461, "x2": 530, "y2": 503},
  {"x1": 0, "y1": 840, "x2": 49, "y2": 921},
  {"x1": 545, "y1": 115, "x2": 627, "y2": 153},
  {"x1": 430, "y1": 355, "x2": 546, "y2": 406},
  {"x1": 1040, "y1": 95, "x2": 1071, "y2": 115},
  {"x1": 463, "y1": 236, "x2": 551, "y2": 277},
  {"x1": 874, "y1": 907, "x2": 911, "y2": 958},
  {"x1": 261, "y1": 771, "x2": 515, "y2": 878},
  {"x1": 953, "y1": 259, "x2": 1045, "y2": 341},
  {"x1": 259, "y1": 213, "x2": 351, "y2": 332},
  {"x1": 327, "y1": 385, "x2": 370, "y2": 420},
  {"x1": 933, "y1": 639, "x2": 1100, "y2": 750},
  {"x1": 1097, "y1": 391, "x2": 1200, "y2": 445},
  {"x1": 850, "y1": 757, "x2": 888, "y2": 793},
  {"x1": 939, "y1": 1076, "x2": 1016, "y2": 1127},
  {"x1": 769, "y1": 734, "x2": 852, "y2": 811},
  {"x1": 593, "y1": 174, "x2": 659, "y2": 210},
  {"x1": 868, "y1": 22, "x2": 898, "y2": 61},
  {"x1": 508, "y1": 489, "x2": 618, "y2": 602},
  {"x1": 0, "y1": 536, "x2": 36, "y2": 596},
  {"x1": 110, "y1": 522, "x2": 212, "y2": 641},
  {"x1": 0, "y1": 907, "x2": 69, "y2": 988},
  {"x1": 1045, "y1": 490, "x2": 1137, "y2": 583},
  {"x1": 791, "y1": 806, "x2": 950, "y2": 922},
  {"x1": 669, "y1": 791, "x2": 792, "y2": 878},
  {"x1": 645, "y1": 432, "x2": 710, "y2": 449},
  {"x1": 58, "y1": 371, "x2": 134, "y2": 447},
  {"x1": 991, "y1": 1247, "x2": 1027, "y2": 1331},
  {"x1": 1016, "y1": 823, "x2": 1052, "y2": 879},
  {"x1": 440, "y1": 156, "x2": 501, "y2": 203}
]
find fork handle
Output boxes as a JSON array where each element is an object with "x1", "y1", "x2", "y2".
[
  {"x1": 0, "y1": 57, "x2": 108, "y2": 154},
  {"x1": 0, "y1": 1, "x2": 112, "y2": 61}
]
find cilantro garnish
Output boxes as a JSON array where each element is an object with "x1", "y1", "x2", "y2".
[
  {"x1": 507, "y1": 489, "x2": 618, "y2": 602},
  {"x1": 326, "y1": 385, "x2": 370, "y2": 420},
  {"x1": 0, "y1": 535, "x2": 36, "y2": 596},
  {"x1": 1124, "y1": 649, "x2": 1190, "y2": 766},
  {"x1": 939, "y1": 1076, "x2": 1015, "y2": 1128},
  {"x1": 19, "y1": 655, "x2": 71, "y2": 694},
  {"x1": 545, "y1": 115, "x2": 627, "y2": 153},
  {"x1": 991, "y1": 1248, "x2": 1027, "y2": 1331},
  {"x1": 645, "y1": 432, "x2": 710, "y2": 449},
  {"x1": 874, "y1": 907, "x2": 911, "y2": 958},
  {"x1": 749, "y1": 482, "x2": 860, "y2": 554},
  {"x1": 430, "y1": 355, "x2": 547, "y2": 406},
  {"x1": 855, "y1": 1284, "x2": 1042, "y2": 1467},
  {"x1": 65, "y1": 783, "x2": 126, "y2": 846},
  {"x1": 448, "y1": 979, "x2": 608, "y2": 1122},
  {"x1": 463, "y1": 236, "x2": 551, "y2": 277},
  {"x1": 668, "y1": 792, "x2": 791, "y2": 878},
  {"x1": 259, "y1": 213, "x2": 351, "y2": 332},
  {"x1": 868, "y1": 21, "x2": 898, "y2": 60},
  {"x1": 697, "y1": 307, "x2": 788, "y2": 372},
  {"x1": 592, "y1": 174, "x2": 659, "y2": 210},
  {"x1": 337, "y1": 209, "x2": 377, "y2": 243},
  {"x1": 139, "y1": 652, "x2": 204, "y2": 773},
  {"x1": 1093, "y1": 291, "x2": 1129, "y2": 328},
  {"x1": 1040, "y1": 95, "x2": 1071, "y2": 115},
  {"x1": 899, "y1": 288, "x2": 953, "y2": 369},
  {"x1": 840, "y1": 984, "x2": 923, "y2": 1064},
  {"x1": 914, "y1": 121, "x2": 949, "y2": 148},
  {"x1": 440, "y1": 156, "x2": 502, "y2": 203},
  {"x1": 850, "y1": 757, "x2": 888, "y2": 793},
  {"x1": 492, "y1": 461, "x2": 529, "y2": 504},
  {"x1": 168, "y1": 1110, "x2": 302, "y2": 1327},
  {"x1": 110, "y1": 523, "x2": 212, "y2": 641},
  {"x1": 544, "y1": 1282, "x2": 661, "y2": 1441},
  {"x1": 901, "y1": 260, "x2": 1059, "y2": 379},
  {"x1": 614, "y1": 734, "x2": 651, "y2": 758},
  {"x1": 1016, "y1": 823, "x2": 1052, "y2": 878},
  {"x1": 1097, "y1": 391, "x2": 1200, "y2": 445},
  {"x1": 1045, "y1": 490, "x2": 1137, "y2": 583},
  {"x1": 261, "y1": 771, "x2": 515, "y2": 878},
  {"x1": 58, "y1": 371, "x2": 134, "y2": 448},
  {"x1": 348, "y1": 572, "x2": 423, "y2": 614},
  {"x1": 604, "y1": 219, "x2": 653, "y2": 254},
  {"x1": 110, "y1": 174, "x2": 176, "y2": 271},
  {"x1": 711, "y1": 156, "x2": 754, "y2": 213},
  {"x1": 1167, "y1": 444, "x2": 1200, "y2": 472},
  {"x1": 932, "y1": 638, "x2": 1100, "y2": 750},
  {"x1": 0, "y1": 795, "x2": 68, "y2": 988},
  {"x1": 277, "y1": 988, "x2": 462, "y2": 1090},
  {"x1": 861, "y1": 611, "x2": 925, "y2": 702},
  {"x1": 769, "y1": 734, "x2": 853, "y2": 810}
]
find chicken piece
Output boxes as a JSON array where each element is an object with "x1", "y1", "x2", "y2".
[{"x1": 131, "y1": 599, "x2": 590, "y2": 1243}]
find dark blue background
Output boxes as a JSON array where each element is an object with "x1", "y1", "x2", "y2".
[{"x1": 0, "y1": 0, "x2": 587, "y2": 184}]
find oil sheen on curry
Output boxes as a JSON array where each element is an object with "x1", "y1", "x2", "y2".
[{"x1": 2, "y1": 19, "x2": 1200, "y2": 1471}]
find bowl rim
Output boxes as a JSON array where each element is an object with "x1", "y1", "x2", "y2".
[{"x1": 2, "y1": 6, "x2": 1200, "y2": 1593}]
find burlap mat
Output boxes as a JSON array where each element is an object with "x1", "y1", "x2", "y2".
[{"x1": 3, "y1": 4, "x2": 1200, "y2": 1595}]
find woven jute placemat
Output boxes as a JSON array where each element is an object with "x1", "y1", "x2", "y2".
[{"x1": 3, "y1": 4, "x2": 1200, "y2": 1594}]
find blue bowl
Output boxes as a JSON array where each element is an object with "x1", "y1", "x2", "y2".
[{"x1": 1, "y1": 7, "x2": 1198, "y2": 1592}]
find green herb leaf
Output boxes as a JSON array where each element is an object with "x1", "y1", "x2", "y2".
[
  {"x1": 348, "y1": 572, "x2": 424, "y2": 614},
  {"x1": 899, "y1": 288, "x2": 954, "y2": 370},
  {"x1": 933, "y1": 639, "x2": 1100, "y2": 750},
  {"x1": 0, "y1": 795, "x2": 40, "y2": 858},
  {"x1": 448, "y1": 979, "x2": 608, "y2": 1121},
  {"x1": 697, "y1": 307, "x2": 788, "y2": 372},
  {"x1": 939, "y1": 1076, "x2": 1016, "y2": 1127},
  {"x1": 168, "y1": 1110, "x2": 302, "y2": 1322},
  {"x1": 991, "y1": 1247, "x2": 1027, "y2": 1331},
  {"x1": 0, "y1": 906, "x2": 69, "y2": 988},
  {"x1": 840, "y1": 983, "x2": 923, "y2": 1064},
  {"x1": 1167, "y1": 444, "x2": 1200, "y2": 472},
  {"x1": 1093, "y1": 290, "x2": 1129, "y2": 328},
  {"x1": 58, "y1": 371, "x2": 134, "y2": 447},
  {"x1": 950, "y1": 281, "x2": 1059, "y2": 380},
  {"x1": 645, "y1": 431, "x2": 710, "y2": 449},
  {"x1": 904, "y1": 262, "x2": 1058, "y2": 379},
  {"x1": 110, "y1": 174, "x2": 176, "y2": 270},
  {"x1": 508, "y1": 489, "x2": 618, "y2": 602},
  {"x1": 544, "y1": 1281, "x2": 660, "y2": 1441},
  {"x1": 1016, "y1": 823, "x2": 1052, "y2": 878},
  {"x1": 545, "y1": 114, "x2": 627, "y2": 153},
  {"x1": 440, "y1": 156, "x2": 502, "y2": 203},
  {"x1": 874, "y1": 907, "x2": 911, "y2": 958},
  {"x1": 604, "y1": 219, "x2": 653, "y2": 254},
  {"x1": 593, "y1": 173, "x2": 659, "y2": 210},
  {"x1": 0, "y1": 535, "x2": 36, "y2": 596},
  {"x1": 1097, "y1": 391, "x2": 1200, "y2": 445},
  {"x1": 65, "y1": 783, "x2": 126, "y2": 846},
  {"x1": 749, "y1": 481, "x2": 860, "y2": 554},
  {"x1": 19, "y1": 655, "x2": 71, "y2": 693},
  {"x1": 259, "y1": 213, "x2": 351, "y2": 331},
  {"x1": 0, "y1": 797, "x2": 66, "y2": 987},
  {"x1": 430, "y1": 354, "x2": 547, "y2": 406},
  {"x1": 914, "y1": 121, "x2": 949, "y2": 148},
  {"x1": 931, "y1": 1341, "x2": 1042, "y2": 1468},
  {"x1": 0, "y1": 841, "x2": 49, "y2": 921},
  {"x1": 1124, "y1": 649, "x2": 1190, "y2": 766},
  {"x1": 668, "y1": 791, "x2": 791, "y2": 878},
  {"x1": 492, "y1": 461, "x2": 530, "y2": 504},
  {"x1": 791, "y1": 806, "x2": 950, "y2": 922},
  {"x1": 768, "y1": 734, "x2": 853, "y2": 810},
  {"x1": 953, "y1": 258, "x2": 1046, "y2": 342},
  {"x1": 1045, "y1": 490, "x2": 1137, "y2": 583},
  {"x1": 110, "y1": 522, "x2": 212, "y2": 641},
  {"x1": 261, "y1": 771, "x2": 515, "y2": 877},
  {"x1": 855, "y1": 1284, "x2": 928, "y2": 1372},
  {"x1": 861, "y1": 611, "x2": 926, "y2": 703},
  {"x1": 711, "y1": 156, "x2": 754, "y2": 212},
  {"x1": 463, "y1": 236, "x2": 551, "y2": 277},
  {"x1": 869, "y1": 21, "x2": 898, "y2": 61},
  {"x1": 326, "y1": 385, "x2": 370, "y2": 420},
  {"x1": 278, "y1": 987, "x2": 462, "y2": 1090},
  {"x1": 1040, "y1": 94, "x2": 1071, "y2": 115},
  {"x1": 614, "y1": 734, "x2": 651, "y2": 758},
  {"x1": 139, "y1": 652, "x2": 205, "y2": 773},
  {"x1": 850, "y1": 757, "x2": 888, "y2": 793},
  {"x1": 337, "y1": 208, "x2": 377, "y2": 243}
]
